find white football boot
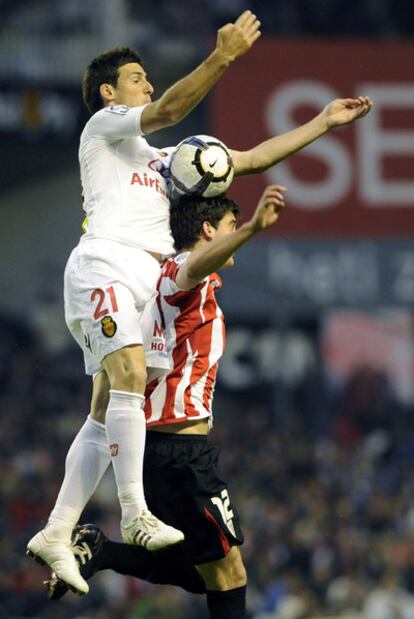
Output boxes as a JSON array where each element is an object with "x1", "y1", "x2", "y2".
[
  {"x1": 27, "y1": 528, "x2": 89, "y2": 595},
  {"x1": 121, "y1": 509, "x2": 184, "y2": 551}
]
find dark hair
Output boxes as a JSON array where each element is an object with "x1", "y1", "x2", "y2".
[
  {"x1": 170, "y1": 195, "x2": 240, "y2": 251},
  {"x1": 82, "y1": 47, "x2": 143, "y2": 115}
]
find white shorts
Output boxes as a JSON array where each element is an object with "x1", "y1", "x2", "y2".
[{"x1": 64, "y1": 238, "x2": 169, "y2": 376}]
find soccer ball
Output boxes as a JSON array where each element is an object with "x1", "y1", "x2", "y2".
[{"x1": 169, "y1": 135, "x2": 234, "y2": 198}]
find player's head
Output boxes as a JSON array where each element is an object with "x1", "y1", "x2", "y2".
[
  {"x1": 170, "y1": 195, "x2": 240, "y2": 268},
  {"x1": 82, "y1": 47, "x2": 154, "y2": 114}
]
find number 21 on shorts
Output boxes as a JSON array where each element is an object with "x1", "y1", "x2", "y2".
[{"x1": 91, "y1": 286, "x2": 119, "y2": 320}]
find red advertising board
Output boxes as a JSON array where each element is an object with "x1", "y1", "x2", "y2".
[{"x1": 211, "y1": 40, "x2": 414, "y2": 236}]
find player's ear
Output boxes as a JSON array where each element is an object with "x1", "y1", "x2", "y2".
[
  {"x1": 201, "y1": 220, "x2": 215, "y2": 241},
  {"x1": 99, "y1": 83, "x2": 115, "y2": 105}
]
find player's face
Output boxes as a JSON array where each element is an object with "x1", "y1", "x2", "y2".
[
  {"x1": 113, "y1": 63, "x2": 154, "y2": 107},
  {"x1": 212, "y1": 210, "x2": 238, "y2": 268}
]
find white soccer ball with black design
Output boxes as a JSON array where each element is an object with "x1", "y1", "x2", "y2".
[{"x1": 170, "y1": 135, "x2": 234, "y2": 198}]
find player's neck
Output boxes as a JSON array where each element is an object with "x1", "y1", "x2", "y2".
[{"x1": 185, "y1": 238, "x2": 207, "y2": 255}]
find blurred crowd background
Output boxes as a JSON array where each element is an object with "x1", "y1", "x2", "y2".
[{"x1": 1, "y1": 1, "x2": 414, "y2": 618}]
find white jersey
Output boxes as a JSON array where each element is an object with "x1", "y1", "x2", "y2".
[{"x1": 79, "y1": 104, "x2": 175, "y2": 256}]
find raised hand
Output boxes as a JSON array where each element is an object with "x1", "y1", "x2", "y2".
[
  {"x1": 250, "y1": 185, "x2": 287, "y2": 233},
  {"x1": 216, "y1": 10, "x2": 261, "y2": 62},
  {"x1": 322, "y1": 96, "x2": 373, "y2": 129}
]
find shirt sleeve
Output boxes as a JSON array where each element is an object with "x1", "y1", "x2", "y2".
[
  {"x1": 85, "y1": 104, "x2": 148, "y2": 141},
  {"x1": 164, "y1": 254, "x2": 207, "y2": 294}
]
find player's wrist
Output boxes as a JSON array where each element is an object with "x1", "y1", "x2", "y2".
[
  {"x1": 210, "y1": 47, "x2": 235, "y2": 67},
  {"x1": 243, "y1": 220, "x2": 260, "y2": 237},
  {"x1": 316, "y1": 111, "x2": 333, "y2": 133}
]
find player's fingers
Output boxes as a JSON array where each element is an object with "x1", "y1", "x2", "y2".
[
  {"x1": 266, "y1": 184, "x2": 287, "y2": 192},
  {"x1": 234, "y1": 9, "x2": 254, "y2": 27},
  {"x1": 356, "y1": 95, "x2": 372, "y2": 107},
  {"x1": 243, "y1": 14, "x2": 261, "y2": 33},
  {"x1": 267, "y1": 194, "x2": 285, "y2": 209},
  {"x1": 269, "y1": 188, "x2": 286, "y2": 200},
  {"x1": 264, "y1": 186, "x2": 287, "y2": 200},
  {"x1": 245, "y1": 21, "x2": 261, "y2": 39},
  {"x1": 260, "y1": 186, "x2": 286, "y2": 207},
  {"x1": 242, "y1": 12, "x2": 259, "y2": 28},
  {"x1": 345, "y1": 98, "x2": 362, "y2": 108},
  {"x1": 334, "y1": 98, "x2": 361, "y2": 109},
  {"x1": 360, "y1": 104, "x2": 372, "y2": 117},
  {"x1": 352, "y1": 106, "x2": 368, "y2": 120},
  {"x1": 247, "y1": 28, "x2": 262, "y2": 44}
]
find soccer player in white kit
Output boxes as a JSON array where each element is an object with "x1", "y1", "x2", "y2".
[{"x1": 26, "y1": 10, "x2": 262, "y2": 595}]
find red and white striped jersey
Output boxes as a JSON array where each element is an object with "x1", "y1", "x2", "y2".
[{"x1": 144, "y1": 252, "x2": 225, "y2": 427}]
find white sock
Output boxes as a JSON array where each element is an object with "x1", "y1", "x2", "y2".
[
  {"x1": 47, "y1": 415, "x2": 110, "y2": 541},
  {"x1": 106, "y1": 389, "x2": 147, "y2": 526}
]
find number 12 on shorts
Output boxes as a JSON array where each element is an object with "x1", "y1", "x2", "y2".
[
  {"x1": 91, "y1": 286, "x2": 119, "y2": 320},
  {"x1": 211, "y1": 489, "x2": 236, "y2": 536}
]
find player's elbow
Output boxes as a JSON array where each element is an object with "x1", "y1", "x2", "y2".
[
  {"x1": 248, "y1": 150, "x2": 275, "y2": 174},
  {"x1": 234, "y1": 150, "x2": 267, "y2": 176},
  {"x1": 142, "y1": 100, "x2": 180, "y2": 133}
]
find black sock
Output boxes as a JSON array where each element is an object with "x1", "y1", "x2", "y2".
[
  {"x1": 148, "y1": 547, "x2": 206, "y2": 594},
  {"x1": 98, "y1": 541, "x2": 205, "y2": 594},
  {"x1": 206, "y1": 586, "x2": 246, "y2": 619},
  {"x1": 98, "y1": 540, "x2": 154, "y2": 579}
]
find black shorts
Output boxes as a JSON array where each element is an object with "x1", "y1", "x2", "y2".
[{"x1": 143, "y1": 431, "x2": 244, "y2": 565}]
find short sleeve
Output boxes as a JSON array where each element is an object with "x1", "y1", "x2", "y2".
[
  {"x1": 161, "y1": 253, "x2": 207, "y2": 296},
  {"x1": 85, "y1": 104, "x2": 148, "y2": 141},
  {"x1": 161, "y1": 255, "x2": 186, "y2": 295}
]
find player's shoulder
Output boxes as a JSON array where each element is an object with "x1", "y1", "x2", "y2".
[
  {"x1": 81, "y1": 108, "x2": 113, "y2": 141},
  {"x1": 161, "y1": 253, "x2": 194, "y2": 288},
  {"x1": 83, "y1": 106, "x2": 128, "y2": 128},
  {"x1": 81, "y1": 105, "x2": 147, "y2": 143},
  {"x1": 173, "y1": 252, "x2": 190, "y2": 266},
  {"x1": 161, "y1": 252, "x2": 189, "y2": 276}
]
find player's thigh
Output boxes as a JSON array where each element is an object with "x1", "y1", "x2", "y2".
[
  {"x1": 101, "y1": 344, "x2": 147, "y2": 392},
  {"x1": 196, "y1": 546, "x2": 247, "y2": 591},
  {"x1": 90, "y1": 371, "x2": 110, "y2": 423}
]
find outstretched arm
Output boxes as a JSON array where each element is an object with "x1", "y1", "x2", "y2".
[
  {"x1": 176, "y1": 185, "x2": 287, "y2": 290},
  {"x1": 231, "y1": 96, "x2": 372, "y2": 176},
  {"x1": 141, "y1": 11, "x2": 261, "y2": 134}
]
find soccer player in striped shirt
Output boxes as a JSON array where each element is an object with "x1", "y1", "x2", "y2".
[{"x1": 46, "y1": 184, "x2": 286, "y2": 619}]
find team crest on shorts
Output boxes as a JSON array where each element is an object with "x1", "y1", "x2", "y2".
[{"x1": 101, "y1": 316, "x2": 117, "y2": 337}]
